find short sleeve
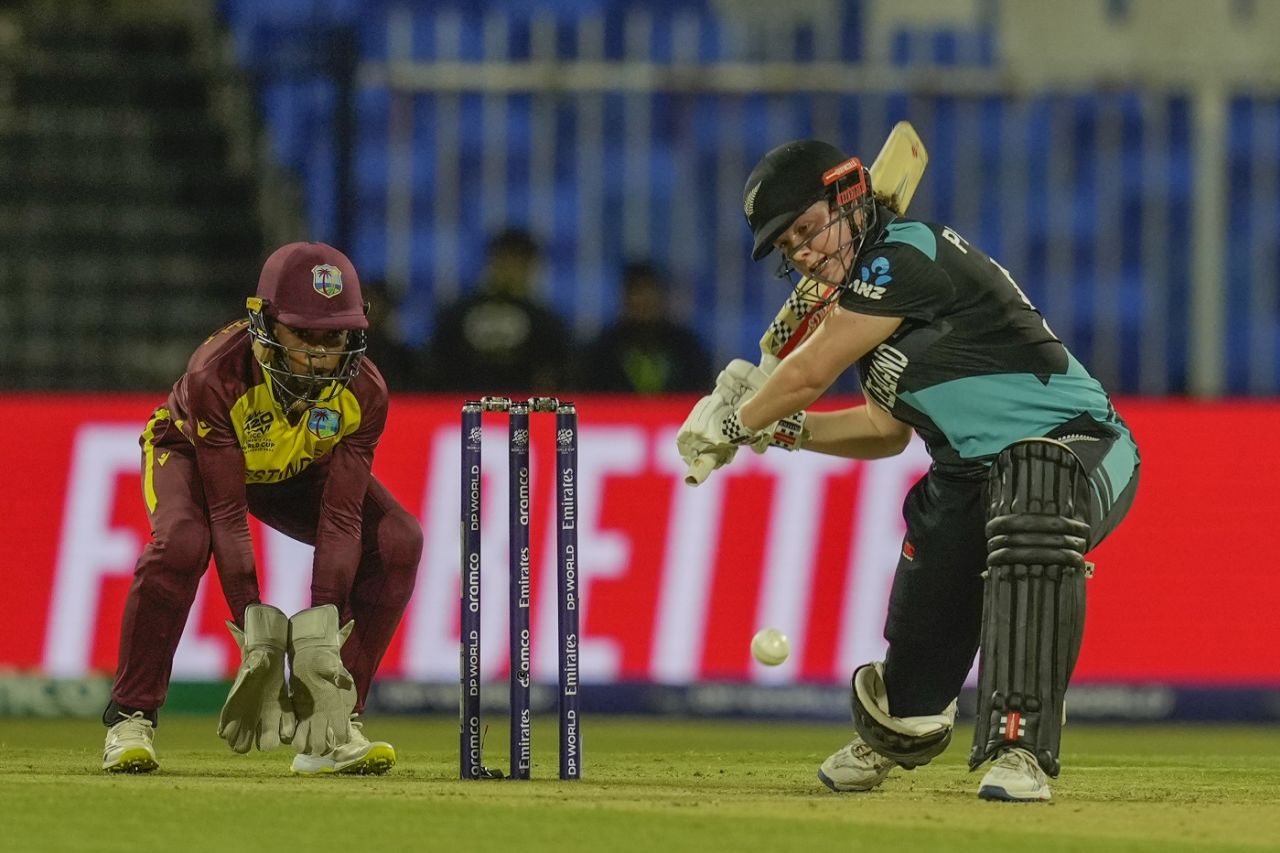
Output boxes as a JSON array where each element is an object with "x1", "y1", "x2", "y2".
[{"x1": 837, "y1": 242, "x2": 954, "y2": 322}]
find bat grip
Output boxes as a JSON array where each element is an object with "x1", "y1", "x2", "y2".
[{"x1": 684, "y1": 452, "x2": 717, "y2": 486}]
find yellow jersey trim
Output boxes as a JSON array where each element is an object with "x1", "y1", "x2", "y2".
[{"x1": 141, "y1": 407, "x2": 170, "y2": 513}]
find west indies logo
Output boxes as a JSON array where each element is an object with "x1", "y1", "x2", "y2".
[
  {"x1": 307, "y1": 407, "x2": 341, "y2": 439},
  {"x1": 312, "y1": 264, "x2": 343, "y2": 298}
]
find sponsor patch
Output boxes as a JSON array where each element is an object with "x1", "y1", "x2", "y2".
[
  {"x1": 848, "y1": 256, "x2": 892, "y2": 300},
  {"x1": 860, "y1": 256, "x2": 893, "y2": 287}
]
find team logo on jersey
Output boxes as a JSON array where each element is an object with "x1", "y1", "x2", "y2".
[
  {"x1": 312, "y1": 264, "x2": 343, "y2": 298},
  {"x1": 307, "y1": 407, "x2": 341, "y2": 439}
]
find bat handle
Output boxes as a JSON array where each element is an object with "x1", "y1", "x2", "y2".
[{"x1": 684, "y1": 452, "x2": 717, "y2": 486}]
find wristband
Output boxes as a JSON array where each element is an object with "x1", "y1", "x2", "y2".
[{"x1": 769, "y1": 411, "x2": 809, "y2": 450}]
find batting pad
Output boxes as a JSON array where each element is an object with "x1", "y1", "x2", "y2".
[
  {"x1": 850, "y1": 661, "x2": 957, "y2": 770},
  {"x1": 970, "y1": 439, "x2": 1091, "y2": 778}
]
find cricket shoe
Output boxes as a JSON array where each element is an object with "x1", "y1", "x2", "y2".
[
  {"x1": 977, "y1": 747, "x2": 1052, "y2": 802},
  {"x1": 291, "y1": 717, "x2": 396, "y2": 776},
  {"x1": 102, "y1": 711, "x2": 160, "y2": 773},
  {"x1": 817, "y1": 734, "x2": 895, "y2": 792}
]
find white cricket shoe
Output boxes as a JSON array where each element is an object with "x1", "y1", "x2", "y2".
[
  {"x1": 817, "y1": 734, "x2": 895, "y2": 792},
  {"x1": 978, "y1": 747, "x2": 1052, "y2": 802},
  {"x1": 291, "y1": 717, "x2": 395, "y2": 776},
  {"x1": 102, "y1": 711, "x2": 159, "y2": 773}
]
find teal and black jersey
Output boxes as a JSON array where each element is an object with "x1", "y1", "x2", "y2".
[{"x1": 842, "y1": 216, "x2": 1133, "y2": 477}]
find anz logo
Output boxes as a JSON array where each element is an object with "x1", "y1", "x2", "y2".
[{"x1": 848, "y1": 256, "x2": 892, "y2": 301}]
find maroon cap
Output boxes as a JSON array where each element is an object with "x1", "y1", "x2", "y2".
[{"x1": 255, "y1": 242, "x2": 369, "y2": 330}]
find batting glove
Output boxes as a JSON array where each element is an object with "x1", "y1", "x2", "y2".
[
  {"x1": 288, "y1": 605, "x2": 356, "y2": 756},
  {"x1": 713, "y1": 358, "x2": 771, "y2": 408},
  {"x1": 721, "y1": 408, "x2": 811, "y2": 455},
  {"x1": 676, "y1": 393, "x2": 739, "y2": 472},
  {"x1": 217, "y1": 603, "x2": 295, "y2": 753}
]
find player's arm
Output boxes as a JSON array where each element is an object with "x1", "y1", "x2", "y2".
[
  {"x1": 802, "y1": 392, "x2": 913, "y2": 459},
  {"x1": 738, "y1": 306, "x2": 902, "y2": 431},
  {"x1": 189, "y1": 385, "x2": 259, "y2": 622},
  {"x1": 310, "y1": 385, "x2": 388, "y2": 605}
]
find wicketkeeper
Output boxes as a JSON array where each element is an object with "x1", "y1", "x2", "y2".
[
  {"x1": 101, "y1": 242, "x2": 422, "y2": 775},
  {"x1": 677, "y1": 140, "x2": 1140, "y2": 802}
]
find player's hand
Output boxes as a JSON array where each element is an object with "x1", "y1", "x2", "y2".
[
  {"x1": 288, "y1": 605, "x2": 356, "y2": 756},
  {"x1": 217, "y1": 603, "x2": 295, "y2": 753},
  {"x1": 676, "y1": 393, "x2": 738, "y2": 473},
  {"x1": 714, "y1": 358, "x2": 771, "y2": 408}
]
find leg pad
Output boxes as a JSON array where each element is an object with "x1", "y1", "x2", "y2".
[
  {"x1": 851, "y1": 662, "x2": 957, "y2": 770},
  {"x1": 970, "y1": 439, "x2": 1090, "y2": 777}
]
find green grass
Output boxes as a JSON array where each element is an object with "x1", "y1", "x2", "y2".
[{"x1": 3, "y1": 716, "x2": 1279, "y2": 852}]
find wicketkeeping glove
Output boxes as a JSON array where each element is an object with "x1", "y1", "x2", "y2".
[
  {"x1": 288, "y1": 604, "x2": 357, "y2": 756},
  {"x1": 217, "y1": 603, "x2": 295, "y2": 753}
]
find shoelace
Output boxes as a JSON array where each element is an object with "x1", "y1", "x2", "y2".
[
  {"x1": 347, "y1": 716, "x2": 370, "y2": 746},
  {"x1": 847, "y1": 739, "x2": 891, "y2": 767},
  {"x1": 108, "y1": 711, "x2": 153, "y2": 742},
  {"x1": 999, "y1": 748, "x2": 1044, "y2": 780}
]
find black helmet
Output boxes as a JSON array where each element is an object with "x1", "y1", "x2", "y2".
[{"x1": 742, "y1": 139, "x2": 877, "y2": 274}]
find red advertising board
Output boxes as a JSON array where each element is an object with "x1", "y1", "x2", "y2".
[{"x1": 1, "y1": 394, "x2": 1276, "y2": 686}]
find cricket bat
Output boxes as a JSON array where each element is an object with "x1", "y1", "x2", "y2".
[{"x1": 685, "y1": 121, "x2": 928, "y2": 486}]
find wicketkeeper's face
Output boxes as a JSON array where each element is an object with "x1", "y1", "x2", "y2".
[
  {"x1": 773, "y1": 200, "x2": 858, "y2": 285},
  {"x1": 274, "y1": 323, "x2": 351, "y2": 376}
]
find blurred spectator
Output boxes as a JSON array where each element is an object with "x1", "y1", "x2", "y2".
[
  {"x1": 427, "y1": 229, "x2": 572, "y2": 392},
  {"x1": 578, "y1": 261, "x2": 712, "y2": 394},
  {"x1": 362, "y1": 279, "x2": 431, "y2": 391}
]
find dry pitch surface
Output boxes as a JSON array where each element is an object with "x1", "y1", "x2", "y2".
[{"x1": 3, "y1": 716, "x2": 1278, "y2": 852}]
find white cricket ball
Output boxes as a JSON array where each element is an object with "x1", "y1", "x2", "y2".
[{"x1": 751, "y1": 627, "x2": 790, "y2": 666}]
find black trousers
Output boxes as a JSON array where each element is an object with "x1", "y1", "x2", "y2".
[{"x1": 881, "y1": 435, "x2": 1139, "y2": 717}]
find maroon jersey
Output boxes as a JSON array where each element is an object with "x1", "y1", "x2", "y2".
[{"x1": 143, "y1": 319, "x2": 388, "y2": 600}]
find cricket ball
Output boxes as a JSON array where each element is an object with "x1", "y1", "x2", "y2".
[{"x1": 750, "y1": 627, "x2": 790, "y2": 666}]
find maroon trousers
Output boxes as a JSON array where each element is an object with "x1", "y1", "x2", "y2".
[{"x1": 112, "y1": 447, "x2": 422, "y2": 715}]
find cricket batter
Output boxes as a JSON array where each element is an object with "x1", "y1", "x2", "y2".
[
  {"x1": 101, "y1": 242, "x2": 422, "y2": 775},
  {"x1": 677, "y1": 140, "x2": 1140, "y2": 801}
]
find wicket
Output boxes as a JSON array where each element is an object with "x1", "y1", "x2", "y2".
[{"x1": 460, "y1": 396, "x2": 581, "y2": 781}]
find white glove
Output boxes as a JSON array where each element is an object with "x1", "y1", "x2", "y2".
[
  {"x1": 714, "y1": 358, "x2": 771, "y2": 408},
  {"x1": 751, "y1": 410, "x2": 811, "y2": 454},
  {"x1": 676, "y1": 393, "x2": 738, "y2": 472},
  {"x1": 288, "y1": 604, "x2": 356, "y2": 756},
  {"x1": 713, "y1": 359, "x2": 810, "y2": 454},
  {"x1": 217, "y1": 603, "x2": 295, "y2": 753}
]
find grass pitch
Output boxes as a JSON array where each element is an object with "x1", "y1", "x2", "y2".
[{"x1": 3, "y1": 716, "x2": 1278, "y2": 853}]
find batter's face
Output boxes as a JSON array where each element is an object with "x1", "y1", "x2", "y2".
[
  {"x1": 274, "y1": 323, "x2": 349, "y2": 376},
  {"x1": 773, "y1": 200, "x2": 860, "y2": 285}
]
